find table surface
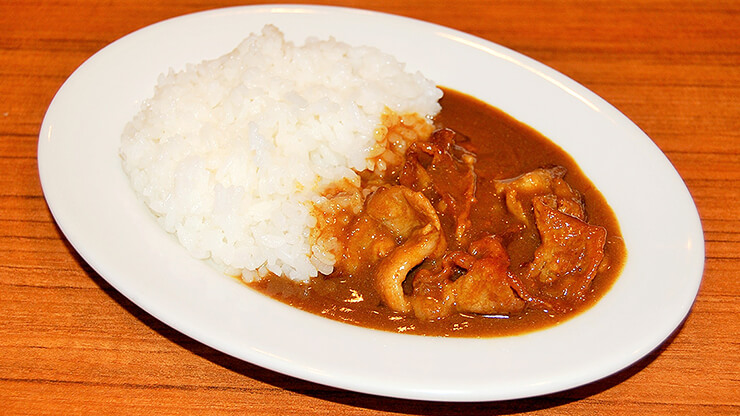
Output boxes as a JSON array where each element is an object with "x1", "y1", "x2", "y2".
[{"x1": 2, "y1": 0, "x2": 738, "y2": 414}]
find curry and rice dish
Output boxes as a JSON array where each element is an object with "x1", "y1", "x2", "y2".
[{"x1": 120, "y1": 25, "x2": 625, "y2": 338}]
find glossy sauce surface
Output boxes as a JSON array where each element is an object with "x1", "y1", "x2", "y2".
[{"x1": 250, "y1": 88, "x2": 626, "y2": 337}]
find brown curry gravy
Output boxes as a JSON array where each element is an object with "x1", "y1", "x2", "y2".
[{"x1": 249, "y1": 87, "x2": 626, "y2": 337}]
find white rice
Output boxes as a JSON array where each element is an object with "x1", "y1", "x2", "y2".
[{"x1": 119, "y1": 25, "x2": 442, "y2": 282}]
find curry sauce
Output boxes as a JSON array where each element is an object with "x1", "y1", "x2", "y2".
[{"x1": 249, "y1": 87, "x2": 626, "y2": 337}]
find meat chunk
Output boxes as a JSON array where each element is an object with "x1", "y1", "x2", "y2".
[
  {"x1": 522, "y1": 196, "x2": 607, "y2": 309},
  {"x1": 409, "y1": 236, "x2": 525, "y2": 320},
  {"x1": 340, "y1": 215, "x2": 396, "y2": 276},
  {"x1": 408, "y1": 259, "x2": 458, "y2": 321},
  {"x1": 400, "y1": 129, "x2": 477, "y2": 245},
  {"x1": 365, "y1": 185, "x2": 442, "y2": 242},
  {"x1": 339, "y1": 186, "x2": 447, "y2": 313},
  {"x1": 494, "y1": 166, "x2": 585, "y2": 227},
  {"x1": 311, "y1": 179, "x2": 367, "y2": 269},
  {"x1": 450, "y1": 236, "x2": 525, "y2": 315},
  {"x1": 376, "y1": 223, "x2": 443, "y2": 313}
]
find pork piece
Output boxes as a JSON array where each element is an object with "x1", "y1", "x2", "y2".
[
  {"x1": 408, "y1": 260, "x2": 457, "y2": 320},
  {"x1": 494, "y1": 166, "x2": 585, "y2": 227},
  {"x1": 376, "y1": 223, "x2": 444, "y2": 313},
  {"x1": 523, "y1": 195, "x2": 607, "y2": 309},
  {"x1": 341, "y1": 215, "x2": 396, "y2": 276},
  {"x1": 450, "y1": 236, "x2": 526, "y2": 315},
  {"x1": 410, "y1": 236, "x2": 525, "y2": 320},
  {"x1": 399, "y1": 128, "x2": 477, "y2": 245},
  {"x1": 365, "y1": 185, "x2": 442, "y2": 243},
  {"x1": 340, "y1": 186, "x2": 446, "y2": 313},
  {"x1": 311, "y1": 179, "x2": 366, "y2": 268}
]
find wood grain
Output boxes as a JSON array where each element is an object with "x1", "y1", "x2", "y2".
[{"x1": 1, "y1": 0, "x2": 738, "y2": 414}]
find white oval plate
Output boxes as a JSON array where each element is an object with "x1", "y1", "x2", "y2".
[{"x1": 38, "y1": 5, "x2": 704, "y2": 402}]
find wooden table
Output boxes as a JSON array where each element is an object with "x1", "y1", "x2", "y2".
[{"x1": 2, "y1": 0, "x2": 738, "y2": 414}]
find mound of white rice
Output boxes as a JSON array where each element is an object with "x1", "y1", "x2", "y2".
[{"x1": 119, "y1": 25, "x2": 442, "y2": 281}]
